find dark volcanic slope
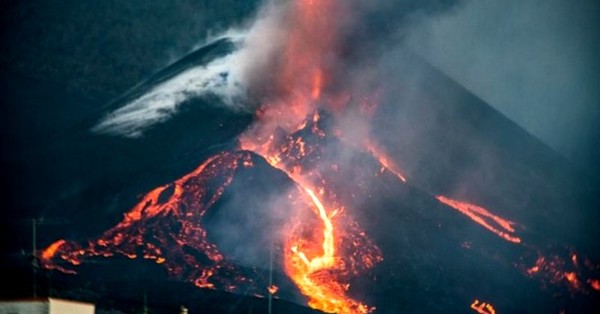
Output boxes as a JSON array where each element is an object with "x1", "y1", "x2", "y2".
[
  {"x1": 0, "y1": 37, "x2": 252, "y2": 229},
  {"x1": 102, "y1": 38, "x2": 238, "y2": 114},
  {"x1": 374, "y1": 49, "x2": 600, "y2": 255},
  {"x1": 0, "y1": 41, "x2": 252, "y2": 300},
  {"x1": 1, "y1": 42, "x2": 599, "y2": 314}
]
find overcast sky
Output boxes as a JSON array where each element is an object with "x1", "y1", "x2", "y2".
[{"x1": 407, "y1": 0, "x2": 600, "y2": 173}]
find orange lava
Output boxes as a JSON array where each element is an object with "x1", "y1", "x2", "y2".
[
  {"x1": 41, "y1": 239, "x2": 66, "y2": 261},
  {"x1": 267, "y1": 285, "x2": 279, "y2": 295},
  {"x1": 589, "y1": 279, "x2": 600, "y2": 291},
  {"x1": 364, "y1": 141, "x2": 407, "y2": 182},
  {"x1": 242, "y1": 113, "x2": 381, "y2": 313},
  {"x1": 436, "y1": 195, "x2": 521, "y2": 244},
  {"x1": 470, "y1": 299, "x2": 496, "y2": 314},
  {"x1": 526, "y1": 256, "x2": 546, "y2": 275},
  {"x1": 239, "y1": 1, "x2": 383, "y2": 309},
  {"x1": 284, "y1": 186, "x2": 373, "y2": 314},
  {"x1": 39, "y1": 0, "x2": 600, "y2": 310},
  {"x1": 564, "y1": 272, "x2": 580, "y2": 288},
  {"x1": 39, "y1": 152, "x2": 256, "y2": 291},
  {"x1": 278, "y1": 0, "x2": 337, "y2": 102}
]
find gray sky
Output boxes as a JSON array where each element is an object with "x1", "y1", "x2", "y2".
[{"x1": 407, "y1": 0, "x2": 600, "y2": 173}]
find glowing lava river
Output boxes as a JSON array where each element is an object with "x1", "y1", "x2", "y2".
[{"x1": 39, "y1": 0, "x2": 600, "y2": 313}]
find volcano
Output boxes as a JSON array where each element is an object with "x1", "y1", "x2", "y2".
[
  {"x1": 0, "y1": 36, "x2": 594, "y2": 313},
  {"x1": 2, "y1": 2, "x2": 600, "y2": 313}
]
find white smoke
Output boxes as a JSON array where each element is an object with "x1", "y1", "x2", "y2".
[
  {"x1": 92, "y1": 0, "x2": 466, "y2": 138},
  {"x1": 93, "y1": 52, "x2": 241, "y2": 137},
  {"x1": 93, "y1": 1, "x2": 288, "y2": 138}
]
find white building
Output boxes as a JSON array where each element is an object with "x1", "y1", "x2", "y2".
[{"x1": 0, "y1": 298, "x2": 94, "y2": 314}]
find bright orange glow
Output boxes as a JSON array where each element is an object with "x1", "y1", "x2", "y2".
[
  {"x1": 267, "y1": 285, "x2": 279, "y2": 295},
  {"x1": 301, "y1": 187, "x2": 335, "y2": 269},
  {"x1": 470, "y1": 299, "x2": 496, "y2": 314},
  {"x1": 364, "y1": 141, "x2": 407, "y2": 182},
  {"x1": 39, "y1": 152, "x2": 255, "y2": 291},
  {"x1": 233, "y1": 3, "x2": 385, "y2": 302},
  {"x1": 282, "y1": 185, "x2": 374, "y2": 314},
  {"x1": 589, "y1": 279, "x2": 600, "y2": 291},
  {"x1": 41, "y1": 239, "x2": 66, "y2": 261},
  {"x1": 436, "y1": 195, "x2": 521, "y2": 244},
  {"x1": 564, "y1": 272, "x2": 580, "y2": 288},
  {"x1": 524, "y1": 253, "x2": 600, "y2": 294},
  {"x1": 243, "y1": 114, "x2": 381, "y2": 313},
  {"x1": 311, "y1": 69, "x2": 323, "y2": 100},
  {"x1": 39, "y1": 0, "x2": 600, "y2": 308},
  {"x1": 527, "y1": 265, "x2": 540, "y2": 274}
]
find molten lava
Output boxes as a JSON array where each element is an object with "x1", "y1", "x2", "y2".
[
  {"x1": 42, "y1": 152, "x2": 259, "y2": 292},
  {"x1": 240, "y1": 110, "x2": 383, "y2": 313},
  {"x1": 470, "y1": 299, "x2": 496, "y2": 314},
  {"x1": 42, "y1": 109, "x2": 384, "y2": 313},
  {"x1": 285, "y1": 187, "x2": 372, "y2": 314},
  {"x1": 435, "y1": 195, "x2": 521, "y2": 244},
  {"x1": 364, "y1": 141, "x2": 407, "y2": 183},
  {"x1": 40, "y1": 0, "x2": 600, "y2": 312},
  {"x1": 521, "y1": 251, "x2": 599, "y2": 294},
  {"x1": 590, "y1": 279, "x2": 600, "y2": 291}
]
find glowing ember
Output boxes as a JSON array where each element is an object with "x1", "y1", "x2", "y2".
[
  {"x1": 589, "y1": 279, "x2": 600, "y2": 291},
  {"x1": 364, "y1": 141, "x2": 407, "y2": 182},
  {"x1": 40, "y1": 151, "x2": 259, "y2": 292},
  {"x1": 435, "y1": 195, "x2": 521, "y2": 244},
  {"x1": 268, "y1": 285, "x2": 279, "y2": 295},
  {"x1": 241, "y1": 112, "x2": 382, "y2": 313},
  {"x1": 527, "y1": 256, "x2": 543, "y2": 275},
  {"x1": 470, "y1": 299, "x2": 496, "y2": 314},
  {"x1": 564, "y1": 272, "x2": 579, "y2": 288},
  {"x1": 283, "y1": 186, "x2": 374, "y2": 314},
  {"x1": 521, "y1": 251, "x2": 600, "y2": 293},
  {"x1": 38, "y1": 0, "x2": 600, "y2": 312},
  {"x1": 41, "y1": 239, "x2": 66, "y2": 261}
]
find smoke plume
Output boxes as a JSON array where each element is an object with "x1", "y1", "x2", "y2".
[{"x1": 93, "y1": 0, "x2": 464, "y2": 137}]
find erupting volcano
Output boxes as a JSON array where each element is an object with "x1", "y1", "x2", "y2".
[{"x1": 36, "y1": 0, "x2": 600, "y2": 313}]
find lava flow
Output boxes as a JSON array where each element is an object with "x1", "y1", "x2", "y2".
[
  {"x1": 285, "y1": 186, "x2": 373, "y2": 314},
  {"x1": 435, "y1": 195, "x2": 521, "y2": 244},
  {"x1": 42, "y1": 111, "x2": 384, "y2": 313},
  {"x1": 42, "y1": 152, "x2": 260, "y2": 292},
  {"x1": 238, "y1": 0, "x2": 385, "y2": 310},
  {"x1": 39, "y1": 0, "x2": 600, "y2": 312},
  {"x1": 239, "y1": 101, "x2": 387, "y2": 313},
  {"x1": 470, "y1": 299, "x2": 496, "y2": 314},
  {"x1": 41, "y1": 0, "x2": 386, "y2": 309}
]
